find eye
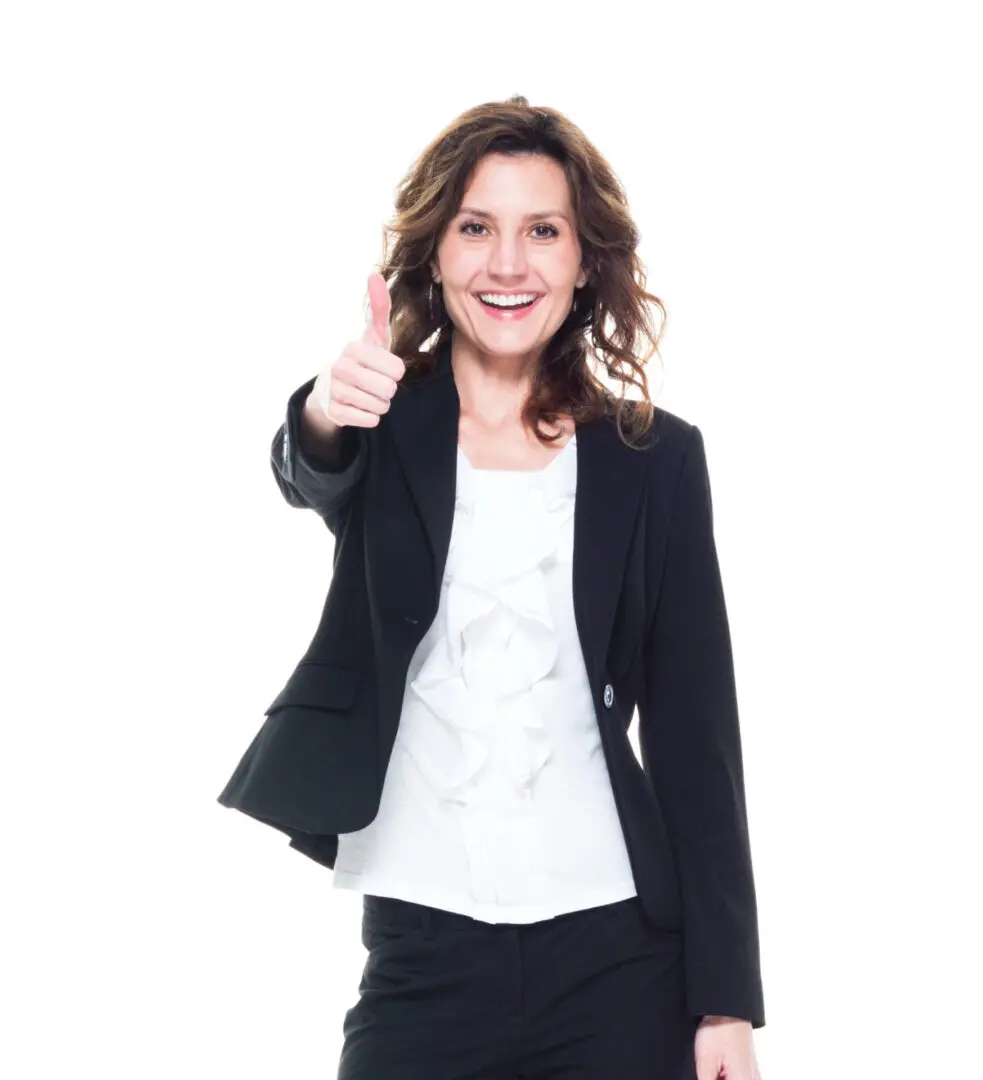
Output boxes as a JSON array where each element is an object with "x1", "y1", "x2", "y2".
[{"x1": 459, "y1": 221, "x2": 560, "y2": 239}]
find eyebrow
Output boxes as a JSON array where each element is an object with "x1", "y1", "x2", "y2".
[{"x1": 457, "y1": 205, "x2": 570, "y2": 224}]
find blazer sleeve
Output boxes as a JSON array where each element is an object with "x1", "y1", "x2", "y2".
[
  {"x1": 270, "y1": 375, "x2": 370, "y2": 535},
  {"x1": 637, "y1": 424, "x2": 765, "y2": 1029}
]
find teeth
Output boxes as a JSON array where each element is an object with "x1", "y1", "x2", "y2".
[{"x1": 478, "y1": 293, "x2": 537, "y2": 308}]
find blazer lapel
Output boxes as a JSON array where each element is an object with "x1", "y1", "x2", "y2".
[{"x1": 388, "y1": 337, "x2": 649, "y2": 687}]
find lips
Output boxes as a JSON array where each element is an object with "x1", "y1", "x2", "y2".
[
  {"x1": 474, "y1": 292, "x2": 539, "y2": 305},
  {"x1": 472, "y1": 293, "x2": 544, "y2": 320},
  {"x1": 479, "y1": 297, "x2": 535, "y2": 310}
]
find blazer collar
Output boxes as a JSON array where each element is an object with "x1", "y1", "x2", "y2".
[{"x1": 388, "y1": 336, "x2": 649, "y2": 683}]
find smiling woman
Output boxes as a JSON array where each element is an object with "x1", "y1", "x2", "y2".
[
  {"x1": 374, "y1": 101, "x2": 670, "y2": 459},
  {"x1": 217, "y1": 93, "x2": 765, "y2": 1080},
  {"x1": 429, "y1": 151, "x2": 591, "y2": 387}
]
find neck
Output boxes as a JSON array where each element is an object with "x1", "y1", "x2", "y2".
[{"x1": 449, "y1": 332, "x2": 543, "y2": 425}]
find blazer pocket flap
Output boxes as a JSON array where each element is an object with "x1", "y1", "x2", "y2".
[{"x1": 265, "y1": 662, "x2": 363, "y2": 714}]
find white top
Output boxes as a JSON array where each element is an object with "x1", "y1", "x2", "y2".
[{"x1": 332, "y1": 432, "x2": 637, "y2": 923}]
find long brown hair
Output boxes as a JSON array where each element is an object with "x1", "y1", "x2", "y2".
[{"x1": 375, "y1": 94, "x2": 666, "y2": 449}]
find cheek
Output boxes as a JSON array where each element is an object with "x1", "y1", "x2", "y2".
[
  {"x1": 435, "y1": 236, "x2": 475, "y2": 274},
  {"x1": 542, "y1": 246, "x2": 582, "y2": 282}
]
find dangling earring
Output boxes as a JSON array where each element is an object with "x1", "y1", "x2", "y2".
[{"x1": 429, "y1": 280, "x2": 441, "y2": 322}]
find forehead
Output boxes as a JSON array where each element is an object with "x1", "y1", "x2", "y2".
[{"x1": 459, "y1": 153, "x2": 572, "y2": 213}]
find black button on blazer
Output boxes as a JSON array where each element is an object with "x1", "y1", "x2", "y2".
[{"x1": 217, "y1": 335, "x2": 766, "y2": 1029}]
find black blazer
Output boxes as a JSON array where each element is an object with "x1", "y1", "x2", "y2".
[{"x1": 217, "y1": 335, "x2": 765, "y2": 1028}]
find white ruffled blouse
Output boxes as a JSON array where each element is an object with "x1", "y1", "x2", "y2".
[{"x1": 332, "y1": 434, "x2": 638, "y2": 924}]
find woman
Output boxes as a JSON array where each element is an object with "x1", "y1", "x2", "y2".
[{"x1": 218, "y1": 95, "x2": 765, "y2": 1080}]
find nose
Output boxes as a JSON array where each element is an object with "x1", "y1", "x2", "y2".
[{"x1": 485, "y1": 235, "x2": 530, "y2": 279}]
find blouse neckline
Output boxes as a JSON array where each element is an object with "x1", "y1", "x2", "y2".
[{"x1": 457, "y1": 433, "x2": 577, "y2": 476}]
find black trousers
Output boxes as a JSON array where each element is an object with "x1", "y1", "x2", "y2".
[{"x1": 337, "y1": 893, "x2": 699, "y2": 1079}]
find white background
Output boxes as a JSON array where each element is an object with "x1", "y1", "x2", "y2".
[{"x1": 3, "y1": 1, "x2": 980, "y2": 1077}]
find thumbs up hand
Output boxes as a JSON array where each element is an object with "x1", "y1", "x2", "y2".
[{"x1": 304, "y1": 271, "x2": 407, "y2": 436}]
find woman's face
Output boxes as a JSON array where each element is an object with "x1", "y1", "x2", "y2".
[{"x1": 432, "y1": 152, "x2": 587, "y2": 364}]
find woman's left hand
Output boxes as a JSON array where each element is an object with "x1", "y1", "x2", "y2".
[{"x1": 693, "y1": 1016, "x2": 762, "y2": 1080}]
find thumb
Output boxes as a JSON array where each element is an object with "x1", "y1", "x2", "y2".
[{"x1": 362, "y1": 270, "x2": 392, "y2": 351}]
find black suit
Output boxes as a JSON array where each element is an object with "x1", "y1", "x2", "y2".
[{"x1": 217, "y1": 336, "x2": 766, "y2": 1029}]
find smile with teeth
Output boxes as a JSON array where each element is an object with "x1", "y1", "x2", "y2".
[{"x1": 477, "y1": 292, "x2": 540, "y2": 309}]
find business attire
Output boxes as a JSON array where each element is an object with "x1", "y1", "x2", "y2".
[
  {"x1": 333, "y1": 429, "x2": 640, "y2": 920},
  {"x1": 217, "y1": 334, "x2": 765, "y2": 1076}
]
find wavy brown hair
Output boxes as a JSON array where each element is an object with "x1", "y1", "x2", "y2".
[{"x1": 373, "y1": 94, "x2": 666, "y2": 449}]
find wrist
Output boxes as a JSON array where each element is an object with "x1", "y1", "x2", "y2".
[{"x1": 300, "y1": 395, "x2": 344, "y2": 462}]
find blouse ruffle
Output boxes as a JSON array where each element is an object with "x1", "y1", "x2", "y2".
[{"x1": 401, "y1": 437, "x2": 578, "y2": 806}]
